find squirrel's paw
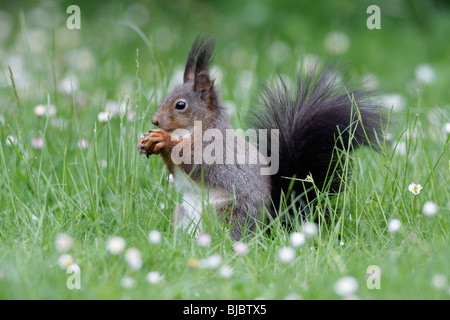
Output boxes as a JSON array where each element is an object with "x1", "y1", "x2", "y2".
[{"x1": 137, "y1": 129, "x2": 172, "y2": 157}]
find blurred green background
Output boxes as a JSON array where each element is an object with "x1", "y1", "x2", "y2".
[{"x1": 1, "y1": 0, "x2": 449, "y2": 111}]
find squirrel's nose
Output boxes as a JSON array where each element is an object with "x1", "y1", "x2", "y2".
[{"x1": 152, "y1": 115, "x2": 159, "y2": 126}]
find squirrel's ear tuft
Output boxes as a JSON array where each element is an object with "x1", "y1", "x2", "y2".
[{"x1": 183, "y1": 35, "x2": 215, "y2": 84}]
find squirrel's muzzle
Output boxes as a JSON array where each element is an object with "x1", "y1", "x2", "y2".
[{"x1": 151, "y1": 114, "x2": 159, "y2": 126}]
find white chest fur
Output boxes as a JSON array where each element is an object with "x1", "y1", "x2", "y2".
[{"x1": 172, "y1": 167, "x2": 227, "y2": 236}]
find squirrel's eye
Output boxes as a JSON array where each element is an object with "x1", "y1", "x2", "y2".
[{"x1": 175, "y1": 101, "x2": 186, "y2": 110}]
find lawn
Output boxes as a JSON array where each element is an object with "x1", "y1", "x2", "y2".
[{"x1": 0, "y1": 0, "x2": 449, "y2": 300}]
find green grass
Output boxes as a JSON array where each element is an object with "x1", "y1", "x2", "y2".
[{"x1": 0, "y1": 0, "x2": 449, "y2": 300}]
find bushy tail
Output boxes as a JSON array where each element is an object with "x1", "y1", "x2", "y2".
[{"x1": 249, "y1": 64, "x2": 385, "y2": 224}]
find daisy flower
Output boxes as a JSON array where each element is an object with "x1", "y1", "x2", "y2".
[
  {"x1": 290, "y1": 232, "x2": 305, "y2": 247},
  {"x1": 125, "y1": 248, "x2": 143, "y2": 270},
  {"x1": 77, "y1": 139, "x2": 89, "y2": 149},
  {"x1": 232, "y1": 241, "x2": 249, "y2": 255},
  {"x1": 55, "y1": 233, "x2": 73, "y2": 252},
  {"x1": 388, "y1": 219, "x2": 401, "y2": 233},
  {"x1": 57, "y1": 254, "x2": 74, "y2": 269},
  {"x1": 334, "y1": 276, "x2": 359, "y2": 297},
  {"x1": 278, "y1": 246, "x2": 295, "y2": 264},
  {"x1": 148, "y1": 230, "x2": 162, "y2": 244},
  {"x1": 408, "y1": 183, "x2": 423, "y2": 195},
  {"x1": 219, "y1": 265, "x2": 233, "y2": 279},
  {"x1": 146, "y1": 271, "x2": 164, "y2": 284},
  {"x1": 196, "y1": 233, "x2": 211, "y2": 247},
  {"x1": 31, "y1": 138, "x2": 45, "y2": 149},
  {"x1": 422, "y1": 201, "x2": 438, "y2": 217},
  {"x1": 106, "y1": 236, "x2": 126, "y2": 255}
]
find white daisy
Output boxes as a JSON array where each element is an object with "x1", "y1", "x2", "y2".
[
  {"x1": 5, "y1": 135, "x2": 17, "y2": 146},
  {"x1": 55, "y1": 233, "x2": 73, "y2": 252},
  {"x1": 198, "y1": 254, "x2": 222, "y2": 269},
  {"x1": 302, "y1": 222, "x2": 318, "y2": 238},
  {"x1": 324, "y1": 31, "x2": 350, "y2": 55},
  {"x1": 218, "y1": 265, "x2": 233, "y2": 279},
  {"x1": 422, "y1": 201, "x2": 438, "y2": 217},
  {"x1": 388, "y1": 219, "x2": 401, "y2": 233},
  {"x1": 97, "y1": 111, "x2": 111, "y2": 123},
  {"x1": 334, "y1": 276, "x2": 359, "y2": 297},
  {"x1": 77, "y1": 139, "x2": 89, "y2": 149},
  {"x1": 278, "y1": 246, "x2": 295, "y2": 264},
  {"x1": 408, "y1": 183, "x2": 423, "y2": 195},
  {"x1": 106, "y1": 236, "x2": 126, "y2": 255},
  {"x1": 120, "y1": 276, "x2": 136, "y2": 289},
  {"x1": 290, "y1": 232, "x2": 305, "y2": 247},
  {"x1": 31, "y1": 138, "x2": 45, "y2": 149},
  {"x1": 57, "y1": 254, "x2": 74, "y2": 269},
  {"x1": 148, "y1": 230, "x2": 162, "y2": 244},
  {"x1": 415, "y1": 64, "x2": 435, "y2": 84},
  {"x1": 232, "y1": 241, "x2": 249, "y2": 255},
  {"x1": 146, "y1": 271, "x2": 164, "y2": 284},
  {"x1": 197, "y1": 233, "x2": 211, "y2": 247},
  {"x1": 444, "y1": 122, "x2": 450, "y2": 134},
  {"x1": 125, "y1": 247, "x2": 142, "y2": 270},
  {"x1": 430, "y1": 274, "x2": 447, "y2": 290}
]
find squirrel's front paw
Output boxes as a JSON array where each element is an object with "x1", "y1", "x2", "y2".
[{"x1": 138, "y1": 129, "x2": 172, "y2": 157}]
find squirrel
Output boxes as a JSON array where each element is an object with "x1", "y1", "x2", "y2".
[{"x1": 138, "y1": 36, "x2": 385, "y2": 240}]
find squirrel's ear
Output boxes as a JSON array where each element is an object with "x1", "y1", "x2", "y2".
[{"x1": 194, "y1": 71, "x2": 214, "y2": 101}]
